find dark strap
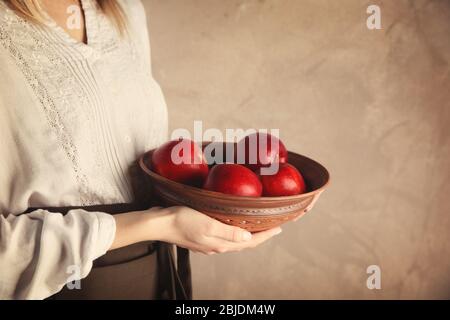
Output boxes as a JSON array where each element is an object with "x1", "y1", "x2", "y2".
[
  {"x1": 157, "y1": 243, "x2": 192, "y2": 300},
  {"x1": 25, "y1": 203, "x2": 192, "y2": 300},
  {"x1": 176, "y1": 246, "x2": 192, "y2": 299}
]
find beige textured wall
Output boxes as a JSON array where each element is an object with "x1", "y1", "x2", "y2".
[{"x1": 142, "y1": 0, "x2": 450, "y2": 299}]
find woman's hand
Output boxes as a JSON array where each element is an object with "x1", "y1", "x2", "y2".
[
  {"x1": 109, "y1": 206, "x2": 282, "y2": 254},
  {"x1": 159, "y1": 206, "x2": 282, "y2": 255}
]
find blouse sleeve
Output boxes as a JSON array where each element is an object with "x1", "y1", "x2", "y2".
[
  {"x1": 0, "y1": 209, "x2": 116, "y2": 299},
  {"x1": 0, "y1": 78, "x2": 116, "y2": 300}
]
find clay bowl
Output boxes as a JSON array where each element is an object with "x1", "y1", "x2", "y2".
[{"x1": 139, "y1": 142, "x2": 330, "y2": 232}]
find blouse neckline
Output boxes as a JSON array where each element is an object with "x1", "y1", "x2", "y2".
[
  {"x1": 41, "y1": 0, "x2": 97, "y2": 56},
  {"x1": 0, "y1": 0, "x2": 120, "y2": 59}
]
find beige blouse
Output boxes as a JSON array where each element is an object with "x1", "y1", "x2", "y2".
[{"x1": 0, "y1": 0, "x2": 168, "y2": 299}]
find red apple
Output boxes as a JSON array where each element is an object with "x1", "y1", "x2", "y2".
[
  {"x1": 236, "y1": 132, "x2": 288, "y2": 172},
  {"x1": 151, "y1": 138, "x2": 209, "y2": 187},
  {"x1": 260, "y1": 163, "x2": 306, "y2": 196},
  {"x1": 203, "y1": 164, "x2": 263, "y2": 197}
]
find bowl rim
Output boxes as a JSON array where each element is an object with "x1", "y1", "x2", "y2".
[{"x1": 139, "y1": 147, "x2": 330, "y2": 202}]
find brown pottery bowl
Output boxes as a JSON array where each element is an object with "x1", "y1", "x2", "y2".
[{"x1": 139, "y1": 142, "x2": 330, "y2": 232}]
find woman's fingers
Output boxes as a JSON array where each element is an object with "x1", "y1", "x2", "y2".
[
  {"x1": 169, "y1": 207, "x2": 282, "y2": 254},
  {"x1": 206, "y1": 220, "x2": 253, "y2": 243},
  {"x1": 202, "y1": 227, "x2": 282, "y2": 254},
  {"x1": 243, "y1": 227, "x2": 282, "y2": 248}
]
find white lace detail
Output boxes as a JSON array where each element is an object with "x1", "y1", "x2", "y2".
[{"x1": 0, "y1": 14, "x2": 96, "y2": 205}]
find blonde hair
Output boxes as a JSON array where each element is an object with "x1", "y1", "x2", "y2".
[{"x1": 4, "y1": 0, "x2": 127, "y2": 35}]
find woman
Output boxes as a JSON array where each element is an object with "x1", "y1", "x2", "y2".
[{"x1": 0, "y1": 0, "x2": 281, "y2": 300}]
